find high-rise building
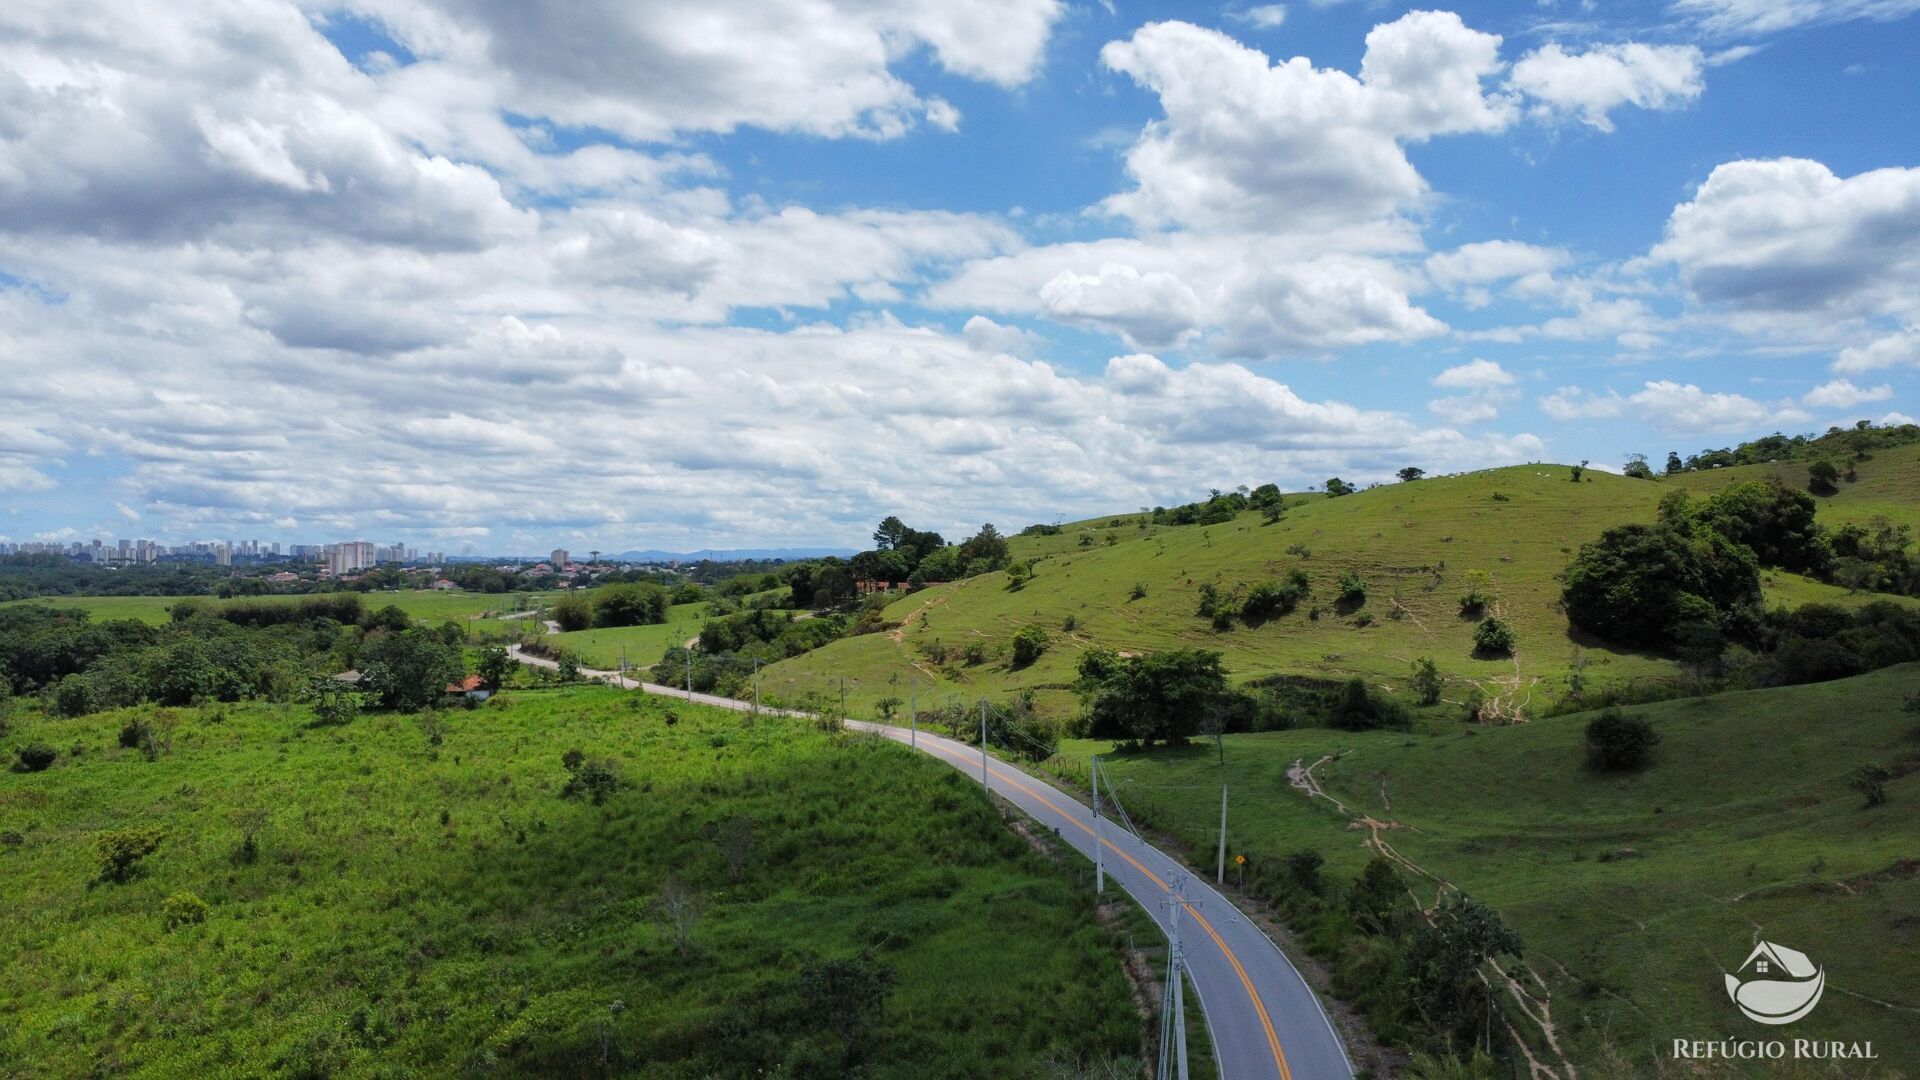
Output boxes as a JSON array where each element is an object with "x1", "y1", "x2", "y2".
[
  {"x1": 551, "y1": 548, "x2": 570, "y2": 567},
  {"x1": 328, "y1": 541, "x2": 378, "y2": 575}
]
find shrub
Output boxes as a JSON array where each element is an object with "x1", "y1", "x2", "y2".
[
  {"x1": 1286, "y1": 850, "x2": 1325, "y2": 895},
  {"x1": 96, "y1": 826, "x2": 166, "y2": 883},
  {"x1": 1336, "y1": 571, "x2": 1366, "y2": 605},
  {"x1": 1010, "y1": 626, "x2": 1049, "y2": 668},
  {"x1": 1410, "y1": 658, "x2": 1443, "y2": 705},
  {"x1": 52, "y1": 676, "x2": 95, "y2": 718},
  {"x1": 962, "y1": 643, "x2": 989, "y2": 667},
  {"x1": 1242, "y1": 572, "x2": 1310, "y2": 624},
  {"x1": 550, "y1": 593, "x2": 593, "y2": 632},
  {"x1": 119, "y1": 718, "x2": 151, "y2": 749},
  {"x1": 1457, "y1": 590, "x2": 1489, "y2": 616},
  {"x1": 1472, "y1": 617, "x2": 1514, "y2": 657},
  {"x1": 16, "y1": 743, "x2": 57, "y2": 772},
  {"x1": 1128, "y1": 582, "x2": 1148, "y2": 601},
  {"x1": 560, "y1": 755, "x2": 620, "y2": 805},
  {"x1": 1848, "y1": 764, "x2": 1891, "y2": 807},
  {"x1": 593, "y1": 584, "x2": 670, "y2": 628},
  {"x1": 160, "y1": 891, "x2": 210, "y2": 930},
  {"x1": 1584, "y1": 709, "x2": 1659, "y2": 771}
]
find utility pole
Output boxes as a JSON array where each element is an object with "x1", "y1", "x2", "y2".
[
  {"x1": 839, "y1": 677, "x2": 847, "y2": 722},
  {"x1": 1158, "y1": 876, "x2": 1190, "y2": 1080},
  {"x1": 979, "y1": 698, "x2": 989, "y2": 787},
  {"x1": 684, "y1": 649, "x2": 692, "y2": 699},
  {"x1": 1216, "y1": 785, "x2": 1228, "y2": 886},
  {"x1": 752, "y1": 658, "x2": 761, "y2": 717},
  {"x1": 1092, "y1": 757, "x2": 1104, "y2": 895},
  {"x1": 909, "y1": 684, "x2": 917, "y2": 749}
]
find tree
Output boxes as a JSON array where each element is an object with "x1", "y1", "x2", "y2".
[
  {"x1": 1665, "y1": 451, "x2": 1684, "y2": 475},
  {"x1": 1693, "y1": 480, "x2": 1832, "y2": 575},
  {"x1": 308, "y1": 676, "x2": 361, "y2": 726},
  {"x1": 1397, "y1": 466, "x2": 1426, "y2": 483},
  {"x1": 872, "y1": 515, "x2": 909, "y2": 551},
  {"x1": 16, "y1": 743, "x2": 56, "y2": 772},
  {"x1": 1348, "y1": 856, "x2": 1406, "y2": 935},
  {"x1": 1585, "y1": 708, "x2": 1660, "y2": 771},
  {"x1": 717, "y1": 815, "x2": 755, "y2": 882},
  {"x1": 361, "y1": 627, "x2": 463, "y2": 711},
  {"x1": 1337, "y1": 570, "x2": 1367, "y2": 607},
  {"x1": 1622, "y1": 454, "x2": 1654, "y2": 480},
  {"x1": 1404, "y1": 893, "x2": 1524, "y2": 1041},
  {"x1": 1010, "y1": 625, "x2": 1049, "y2": 668},
  {"x1": 478, "y1": 645, "x2": 513, "y2": 690},
  {"x1": 551, "y1": 593, "x2": 593, "y2": 632},
  {"x1": 1561, "y1": 523, "x2": 1760, "y2": 649},
  {"x1": 1472, "y1": 617, "x2": 1514, "y2": 657},
  {"x1": 657, "y1": 877, "x2": 707, "y2": 962},
  {"x1": 1570, "y1": 459, "x2": 1590, "y2": 482},
  {"x1": 1411, "y1": 657, "x2": 1443, "y2": 705},
  {"x1": 593, "y1": 583, "x2": 670, "y2": 628},
  {"x1": 957, "y1": 524, "x2": 1010, "y2": 573},
  {"x1": 1286, "y1": 850, "x2": 1325, "y2": 895},
  {"x1": 1324, "y1": 477, "x2": 1355, "y2": 497},
  {"x1": 1808, "y1": 459, "x2": 1841, "y2": 496},
  {"x1": 1080, "y1": 648, "x2": 1229, "y2": 746},
  {"x1": 1248, "y1": 482, "x2": 1283, "y2": 510}
]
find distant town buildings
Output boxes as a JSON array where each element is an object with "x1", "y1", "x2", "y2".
[
  {"x1": 0, "y1": 536, "x2": 446, "y2": 570},
  {"x1": 551, "y1": 548, "x2": 570, "y2": 568}
]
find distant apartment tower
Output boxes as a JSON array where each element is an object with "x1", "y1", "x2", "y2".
[
  {"x1": 551, "y1": 548, "x2": 569, "y2": 567},
  {"x1": 329, "y1": 541, "x2": 378, "y2": 575}
]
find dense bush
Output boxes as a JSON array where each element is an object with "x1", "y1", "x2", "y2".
[
  {"x1": 161, "y1": 891, "x2": 210, "y2": 930},
  {"x1": 593, "y1": 583, "x2": 670, "y2": 628},
  {"x1": 95, "y1": 826, "x2": 166, "y2": 883},
  {"x1": 1561, "y1": 523, "x2": 1759, "y2": 649},
  {"x1": 1336, "y1": 570, "x2": 1367, "y2": 607},
  {"x1": 361, "y1": 627, "x2": 463, "y2": 711},
  {"x1": 1584, "y1": 708, "x2": 1660, "y2": 771},
  {"x1": 1472, "y1": 617, "x2": 1515, "y2": 657},
  {"x1": 1078, "y1": 647, "x2": 1230, "y2": 746},
  {"x1": 16, "y1": 743, "x2": 57, "y2": 772},
  {"x1": 1010, "y1": 626, "x2": 1049, "y2": 668},
  {"x1": 1241, "y1": 571, "x2": 1311, "y2": 624},
  {"x1": 550, "y1": 593, "x2": 593, "y2": 632}
]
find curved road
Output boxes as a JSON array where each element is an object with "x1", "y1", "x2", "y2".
[{"x1": 506, "y1": 646, "x2": 1352, "y2": 1078}]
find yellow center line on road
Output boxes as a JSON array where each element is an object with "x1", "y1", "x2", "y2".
[{"x1": 904, "y1": 732, "x2": 1294, "y2": 1080}]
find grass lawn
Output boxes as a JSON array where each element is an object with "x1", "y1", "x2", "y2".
[
  {"x1": 1046, "y1": 665, "x2": 1920, "y2": 1075},
  {"x1": 545, "y1": 603, "x2": 803, "y2": 671},
  {"x1": 0, "y1": 686, "x2": 1146, "y2": 1077}
]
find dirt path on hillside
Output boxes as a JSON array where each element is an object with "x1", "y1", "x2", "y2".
[
  {"x1": 1466, "y1": 600, "x2": 1541, "y2": 724},
  {"x1": 1288, "y1": 753, "x2": 1578, "y2": 1079}
]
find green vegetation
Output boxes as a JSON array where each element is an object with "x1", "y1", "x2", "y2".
[
  {"x1": 0, "y1": 589, "x2": 557, "y2": 628},
  {"x1": 0, "y1": 687, "x2": 1146, "y2": 1076},
  {"x1": 1050, "y1": 664, "x2": 1920, "y2": 1074}
]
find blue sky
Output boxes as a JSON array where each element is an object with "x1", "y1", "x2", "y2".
[{"x1": 1, "y1": 0, "x2": 1915, "y2": 552}]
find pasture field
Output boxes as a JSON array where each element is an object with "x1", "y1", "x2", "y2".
[
  {"x1": 545, "y1": 602, "x2": 805, "y2": 671},
  {"x1": 0, "y1": 687, "x2": 1146, "y2": 1077},
  {"x1": 0, "y1": 590, "x2": 558, "y2": 628},
  {"x1": 1046, "y1": 664, "x2": 1920, "y2": 1075}
]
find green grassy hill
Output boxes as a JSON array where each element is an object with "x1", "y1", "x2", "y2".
[
  {"x1": 759, "y1": 463, "x2": 1901, "y2": 721},
  {"x1": 1054, "y1": 664, "x2": 1920, "y2": 1075},
  {"x1": 0, "y1": 687, "x2": 1145, "y2": 1077},
  {"x1": 1670, "y1": 441, "x2": 1920, "y2": 536}
]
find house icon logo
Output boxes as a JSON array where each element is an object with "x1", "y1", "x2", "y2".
[{"x1": 1725, "y1": 941, "x2": 1825, "y2": 1025}]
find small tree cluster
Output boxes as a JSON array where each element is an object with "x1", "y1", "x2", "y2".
[
  {"x1": 1010, "y1": 626, "x2": 1050, "y2": 668},
  {"x1": 1472, "y1": 617, "x2": 1514, "y2": 657},
  {"x1": 1584, "y1": 709, "x2": 1659, "y2": 771}
]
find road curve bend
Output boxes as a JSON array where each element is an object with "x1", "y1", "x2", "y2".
[
  {"x1": 505, "y1": 645, "x2": 1353, "y2": 1078},
  {"x1": 847, "y1": 720, "x2": 1354, "y2": 1080}
]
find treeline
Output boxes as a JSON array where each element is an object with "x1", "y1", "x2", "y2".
[
  {"x1": 1646, "y1": 418, "x2": 1920, "y2": 475},
  {"x1": 0, "y1": 555, "x2": 243, "y2": 602},
  {"x1": 0, "y1": 601, "x2": 467, "y2": 717}
]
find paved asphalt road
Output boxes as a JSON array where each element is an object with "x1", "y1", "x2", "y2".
[{"x1": 506, "y1": 646, "x2": 1353, "y2": 1078}]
